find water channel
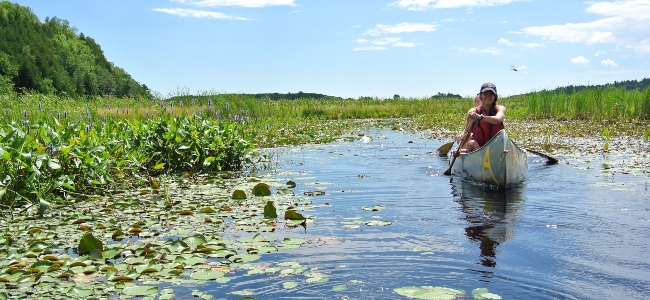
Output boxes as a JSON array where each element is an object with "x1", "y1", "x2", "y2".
[{"x1": 203, "y1": 127, "x2": 650, "y2": 299}]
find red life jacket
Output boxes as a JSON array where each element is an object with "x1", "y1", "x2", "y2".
[{"x1": 471, "y1": 105, "x2": 504, "y2": 147}]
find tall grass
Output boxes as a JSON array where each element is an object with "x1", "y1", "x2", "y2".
[{"x1": 507, "y1": 86, "x2": 649, "y2": 120}]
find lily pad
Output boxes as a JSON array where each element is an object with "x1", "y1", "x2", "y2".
[
  {"x1": 189, "y1": 270, "x2": 226, "y2": 280},
  {"x1": 264, "y1": 201, "x2": 277, "y2": 218},
  {"x1": 122, "y1": 285, "x2": 159, "y2": 296},
  {"x1": 364, "y1": 220, "x2": 392, "y2": 226},
  {"x1": 252, "y1": 183, "x2": 271, "y2": 196},
  {"x1": 78, "y1": 232, "x2": 103, "y2": 256},
  {"x1": 393, "y1": 286, "x2": 465, "y2": 300}
]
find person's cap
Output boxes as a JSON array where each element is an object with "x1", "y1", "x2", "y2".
[{"x1": 480, "y1": 82, "x2": 497, "y2": 94}]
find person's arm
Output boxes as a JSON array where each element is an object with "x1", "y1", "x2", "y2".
[{"x1": 480, "y1": 105, "x2": 506, "y2": 124}]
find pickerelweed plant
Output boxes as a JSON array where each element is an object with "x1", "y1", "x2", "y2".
[{"x1": 0, "y1": 99, "x2": 256, "y2": 245}]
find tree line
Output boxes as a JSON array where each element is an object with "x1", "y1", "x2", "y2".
[
  {"x1": 0, "y1": 2, "x2": 151, "y2": 98},
  {"x1": 527, "y1": 78, "x2": 650, "y2": 95}
]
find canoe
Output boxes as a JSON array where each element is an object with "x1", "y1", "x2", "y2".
[{"x1": 450, "y1": 129, "x2": 527, "y2": 189}]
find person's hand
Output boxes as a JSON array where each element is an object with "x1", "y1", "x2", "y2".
[{"x1": 452, "y1": 149, "x2": 460, "y2": 157}]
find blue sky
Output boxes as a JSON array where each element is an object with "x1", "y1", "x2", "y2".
[{"x1": 10, "y1": 0, "x2": 650, "y2": 99}]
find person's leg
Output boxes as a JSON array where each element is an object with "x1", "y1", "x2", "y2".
[{"x1": 464, "y1": 140, "x2": 480, "y2": 152}]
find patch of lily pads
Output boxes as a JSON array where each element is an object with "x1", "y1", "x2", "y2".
[
  {"x1": 393, "y1": 286, "x2": 501, "y2": 300},
  {"x1": 0, "y1": 176, "x2": 321, "y2": 299}
]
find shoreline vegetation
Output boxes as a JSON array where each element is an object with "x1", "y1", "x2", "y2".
[
  {"x1": 1, "y1": 86, "x2": 649, "y2": 211},
  {"x1": 0, "y1": 87, "x2": 648, "y2": 299}
]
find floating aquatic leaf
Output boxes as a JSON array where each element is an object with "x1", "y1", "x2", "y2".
[
  {"x1": 364, "y1": 220, "x2": 392, "y2": 226},
  {"x1": 190, "y1": 269, "x2": 225, "y2": 280},
  {"x1": 122, "y1": 285, "x2": 159, "y2": 296},
  {"x1": 286, "y1": 180, "x2": 297, "y2": 188},
  {"x1": 200, "y1": 207, "x2": 216, "y2": 213},
  {"x1": 78, "y1": 232, "x2": 103, "y2": 256},
  {"x1": 232, "y1": 189, "x2": 247, "y2": 199},
  {"x1": 264, "y1": 201, "x2": 277, "y2": 218},
  {"x1": 472, "y1": 288, "x2": 502, "y2": 299},
  {"x1": 231, "y1": 290, "x2": 255, "y2": 296},
  {"x1": 229, "y1": 253, "x2": 261, "y2": 263},
  {"x1": 183, "y1": 234, "x2": 208, "y2": 250},
  {"x1": 283, "y1": 281, "x2": 298, "y2": 289},
  {"x1": 285, "y1": 210, "x2": 305, "y2": 221},
  {"x1": 393, "y1": 286, "x2": 465, "y2": 300},
  {"x1": 332, "y1": 284, "x2": 347, "y2": 292},
  {"x1": 252, "y1": 183, "x2": 271, "y2": 196}
]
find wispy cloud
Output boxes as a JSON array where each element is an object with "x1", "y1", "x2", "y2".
[
  {"x1": 152, "y1": 8, "x2": 249, "y2": 19},
  {"x1": 594, "y1": 50, "x2": 605, "y2": 57},
  {"x1": 356, "y1": 37, "x2": 415, "y2": 49},
  {"x1": 388, "y1": 0, "x2": 527, "y2": 11},
  {"x1": 455, "y1": 47, "x2": 501, "y2": 55},
  {"x1": 520, "y1": 0, "x2": 650, "y2": 53},
  {"x1": 601, "y1": 58, "x2": 618, "y2": 67},
  {"x1": 353, "y1": 46, "x2": 387, "y2": 51},
  {"x1": 364, "y1": 22, "x2": 437, "y2": 36},
  {"x1": 187, "y1": 0, "x2": 296, "y2": 7},
  {"x1": 521, "y1": 42, "x2": 543, "y2": 49},
  {"x1": 571, "y1": 56, "x2": 590, "y2": 64},
  {"x1": 498, "y1": 38, "x2": 514, "y2": 46}
]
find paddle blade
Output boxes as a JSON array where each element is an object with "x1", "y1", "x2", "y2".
[
  {"x1": 526, "y1": 148, "x2": 559, "y2": 165},
  {"x1": 436, "y1": 141, "x2": 454, "y2": 156}
]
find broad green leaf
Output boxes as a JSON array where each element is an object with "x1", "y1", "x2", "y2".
[
  {"x1": 232, "y1": 190, "x2": 247, "y2": 200},
  {"x1": 284, "y1": 210, "x2": 305, "y2": 221},
  {"x1": 364, "y1": 220, "x2": 392, "y2": 226},
  {"x1": 393, "y1": 286, "x2": 465, "y2": 300},
  {"x1": 122, "y1": 285, "x2": 159, "y2": 296},
  {"x1": 78, "y1": 232, "x2": 103, "y2": 256},
  {"x1": 283, "y1": 281, "x2": 298, "y2": 289},
  {"x1": 189, "y1": 269, "x2": 225, "y2": 280},
  {"x1": 153, "y1": 163, "x2": 166, "y2": 170},
  {"x1": 252, "y1": 183, "x2": 271, "y2": 196},
  {"x1": 264, "y1": 201, "x2": 277, "y2": 218}
]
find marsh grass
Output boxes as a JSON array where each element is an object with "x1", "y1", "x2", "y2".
[{"x1": 1, "y1": 86, "x2": 648, "y2": 212}]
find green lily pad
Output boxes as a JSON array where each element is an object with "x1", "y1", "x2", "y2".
[
  {"x1": 393, "y1": 286, "x2": 465, "y2": 300},
  {"x1": 232, "y1": 190, "x2": 247, "y2": 200},
  {"x1": 364, "y1": 220, "x2": 392, "y2": 226},
  {"x1": 189, "y1": 269, "x2": 225, "y2": 280},
  {"x1": 252, "y1": 183, "x2": 271, "y2": 196},
  {"x1": 472, "y1": 288, "x2": 502, "y2": 299},
  {"x1": 122, "y1": 285, "x2": 159, "y2": 296},
  {"x1": 332, "y1": 284, "x2": 347, "y2": 292},
  {"x1": 283, "y1": 281, "x2": 298, "y2": 289},
  {"x1": 362, "y1": 205, "x2": 385, "y2": 211},
  {"x1": 78, "y1": 232, "x2": 103, "y2": 256},
  {"x1": 285, "y1": 210, "x2": 305, "y2": 221},
  {"x1": 264, "y1": 201, "x2": 277, "y2": 218}
]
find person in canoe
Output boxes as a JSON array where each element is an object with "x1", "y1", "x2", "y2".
[
  {"x1": 454, "y1": 93, "x2": 482, "y2": 143},
  {"x1": 453, "y1": 82, "x2": 506, "y2": 157}
]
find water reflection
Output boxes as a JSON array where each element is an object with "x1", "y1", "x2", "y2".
[{"x1": 451, "y1": 180, "x2": 526, "y2": 268}]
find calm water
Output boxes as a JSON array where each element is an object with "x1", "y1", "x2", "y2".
[{"x1": 204, "y1": 127, "x2": 650, "y2": 299}]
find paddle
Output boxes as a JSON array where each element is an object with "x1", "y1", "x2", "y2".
[
  {"x1": 526, "y1": 148, "x2": 559, "y2": 165},
  {"x1": 436, "y1": 141, "x2": 454, "y2": 156},
  {"x1": 444, "y1": 122, "x2": 471, "y2": 176}
]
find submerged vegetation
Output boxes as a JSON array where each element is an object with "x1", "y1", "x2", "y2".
[{"x1": 0, "y1": 84, "x2": 648, "y2": 299}]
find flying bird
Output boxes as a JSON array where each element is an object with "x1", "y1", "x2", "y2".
[{"x1": 510, "y1": 65, "x2": 518, "y2": 71}]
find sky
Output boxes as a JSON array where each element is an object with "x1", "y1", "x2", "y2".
[{"x1": 9, "y1": 0, "x2": 650, "y2": 99}]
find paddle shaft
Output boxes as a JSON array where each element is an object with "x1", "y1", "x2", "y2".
[
  {"x1": 525, "y1": 148, "x2": 559, "y2": 165},
  {"x1": 444, "y1": 121, "x2": 472, "y2": 175}
]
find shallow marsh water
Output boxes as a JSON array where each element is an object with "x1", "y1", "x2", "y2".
[{"x1": 198, "y1": 127, "x2": 650, "y2": 299}]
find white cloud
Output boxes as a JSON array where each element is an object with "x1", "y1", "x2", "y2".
[
  {"x1": 455, "y1": 47, "x2": 501, "y2": 55},
  {"x1": 498, "y1": 38, "x2": 514, "y2": 46},
  {"x1": 520, "y1": 0, "x2": 650, "y2": 53},
  {"x1": 388, "y1": 0, "x2": 527, "y2": 11},
  {"x1": 571, "y1": 56, "x2": 590, "y2": 64},
  {"x1": 356, "y1": 37, "x2": 415, "y2": 48},
  {"x1": 601, "y1": 59, "x2": 618, "y2": 67},
  {"x1": 152, "y1": 8, "x2": 249, "y2": 19},
  {"x1": 187, "y1": 0, "x2": 296, "y2": 7},
  {"x1": 595, "y1": 50, "x2": 605, "y2": 57},
  {"x1": 393, "y1": 41, "x2": 416, "y2": 47},
  {"x1": 365, "y1": 22, "x2": 437, "y2": 36},
  {"x1": 520, "y1": 42, "x2": 543, "y2": 49},
  {"x1": 353, "y1": 46, "x2": 387, "y2": 51}
]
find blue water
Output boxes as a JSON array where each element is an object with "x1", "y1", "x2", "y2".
[{"x1": 203, "y1": 127, "x2": 650, "y2": 299}]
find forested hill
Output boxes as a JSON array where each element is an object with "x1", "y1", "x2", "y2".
[{"x1": 0, "y1": 2, "x2": 151, "y2": 98}]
